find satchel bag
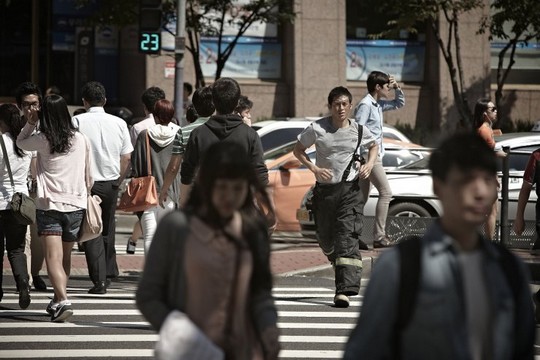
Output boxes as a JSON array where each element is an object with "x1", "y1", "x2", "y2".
[
  {"x1": 155, "y1": 310, "x2": 224, "y2": 360},
  {"x1": 0, "y1": 135, "x2": 36, "y2": 225},
  {"x1": 78, "y1": 137, "x2": 103, "y2": 242},
  {"x1": 117, "y1": 133, "x2": 158, "y2": 212}
]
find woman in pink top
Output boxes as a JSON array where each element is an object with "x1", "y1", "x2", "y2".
[
  {"x1": 473, "y1": 98, "x2": 506, "y2": 241},
  {"x1": 137, "y1": 141, "x2": 280, "y2": 360},
  {"x1": 17, "y1": 95, "x2": 90, "y2": 322}
]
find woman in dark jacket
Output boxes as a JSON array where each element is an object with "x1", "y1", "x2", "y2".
[{"x1": 136, "y1": 141, "x2": 279, "y2": 360}]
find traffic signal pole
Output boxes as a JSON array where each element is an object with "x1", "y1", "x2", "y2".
[{"x1": 174, "y1": 0, "x2": 186, "y2": 125}]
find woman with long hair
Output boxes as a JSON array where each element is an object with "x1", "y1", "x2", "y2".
[
  {"x1": 17, "y1": 94, "x2": 91, "y2": 322},
  {"x1": 131, "y1": 99, "x2": 182, "y2": 255},
  {"x1": 473, "y1": 98, "x2": 506, "y2": 241},
  {"x1": 137, "y1": 141, "x2": 279, "y2": 360},
  {"x1": 0, "y1": 104, "x2": 32, "y2": 308}
]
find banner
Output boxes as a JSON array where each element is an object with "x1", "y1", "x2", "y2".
[
  {"x1": 199, "y1": 36, "x2": 281, "y2": 79},
  {"x1": 346, "y1": 40, "x2": 425, "y2": 82}
]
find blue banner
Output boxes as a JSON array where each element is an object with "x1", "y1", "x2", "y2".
[
  {"x1": 346, "y1": 40, "x2": 425, "y2": 82},
  {"x1": 200, "y1": 37, "x2": 281, "y2": 79}
]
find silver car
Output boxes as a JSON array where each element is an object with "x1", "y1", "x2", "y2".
[{"x1": 298, "y1": 132, "x2": 540, "y2": 248}]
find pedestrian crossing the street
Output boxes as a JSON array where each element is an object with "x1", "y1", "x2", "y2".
[{"x1": 0, "y1": 282, "x2": 361, "y2": 359}]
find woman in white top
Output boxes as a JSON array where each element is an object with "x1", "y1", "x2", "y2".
[
  {"x1": 0, "y1": 104, "x2": 32, "y2": 308},
  {"x1": 17, "y1": 95, "x2": 91, "y2": 322}
]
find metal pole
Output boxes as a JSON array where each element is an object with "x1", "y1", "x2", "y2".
[
  {"x1": 174, "y1": 0, "x2": 186, "y2": 125},
  {"x1": 500, "y1": 146, "x2": 510, "y2": 246}
]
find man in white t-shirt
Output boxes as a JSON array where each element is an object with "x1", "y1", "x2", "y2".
[
  {"x1": 293, "y1": 86, "x2": 378, "y2": 308},
  {"x1": 73, "y1": 81, "x2": 133, "y2": 294}
]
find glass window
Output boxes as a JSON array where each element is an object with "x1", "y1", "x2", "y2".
[
  {"x1": 346, "y1": 0, "x2": 426, "y2": 82},
  {"x1": 260, "y1": 128, "x2": 304, "y2": 152}
]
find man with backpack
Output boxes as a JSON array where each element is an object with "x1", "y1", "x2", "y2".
[{"x1": 344, "y1": 133, "x2": 535, "y2": 359}]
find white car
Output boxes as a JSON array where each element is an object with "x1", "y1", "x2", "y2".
[
  {"x1": 298, "y1": 132, "x2": 540, "y2": 247},
  {"x1": 253, "y1": 118, "x2": 412, "y2": 152}
]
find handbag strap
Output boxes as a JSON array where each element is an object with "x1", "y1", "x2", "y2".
[
  {"x1": 82, "y1": 134, "x2": 92, "y2": 192},
  {"x1": 0, "y1": 134, "x2": 16, "y2": 191},
  {"x1": 145, "y1": 132, "x2": 153, "y2": 176}
]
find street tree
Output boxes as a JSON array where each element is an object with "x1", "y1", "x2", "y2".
[
  {"x1": 76, "y1": 0, "x2": 295, "y2": 88},
  {"x1": 373, "y1": 0, "x2": 483, "y2": 129},
  {"x1": 185, "y1": 0, "x2": 295, "y2": 87},
  {"x1": 478, "y1": 0, "x2": 540, "y2": 129}
]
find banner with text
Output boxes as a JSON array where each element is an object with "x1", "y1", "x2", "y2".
[
  {"x1": 346, "y1": 40, "x2": 425, "y2": 82},
  {"x1": 199, "y1": 36, "x2": 281, "y2": 79}
]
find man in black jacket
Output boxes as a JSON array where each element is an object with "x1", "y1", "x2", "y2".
[{"x1": 180, "y1": 78, "x2": 269, "y2": 206}]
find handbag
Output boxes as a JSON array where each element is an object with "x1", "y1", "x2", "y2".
[
  {"x1": 155, "y1": 310, "x2": 224, "y2": 360},
  {"x1": 0, "y1": 135, "x2": 36, "y2": 225},
  {"x1": 78, "y1": 136, "x2": 103, "y2": 242},
  {"x1": 117, "y1": 133, "x2": 158, "y2": 212}
]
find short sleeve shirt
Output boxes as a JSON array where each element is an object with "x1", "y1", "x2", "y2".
[
  {"x1": 171, "y1": 128, "x2": 185, "y2": 155},
  {"x1": 297, "y1": 117, "x2": 376, "y2": 184}
]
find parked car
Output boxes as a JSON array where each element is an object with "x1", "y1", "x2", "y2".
[
  {"x1": 253, "y1": 118, "x2": 412, "y2": 153},
  {"x1": 297, "y1": 132, "x2": 540, "y2": 247},
  {"x1": 266, "y1": 139, "x2": 429, "y2": 232}
]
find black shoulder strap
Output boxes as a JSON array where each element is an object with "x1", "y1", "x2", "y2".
[
  {"x1": 397, "y1": 235, "x2": 422, "y2": 330},
  {"x1": 394, "y1": 235, "x2": 422, "y2": 358},
  {"x1": 0, "y1": 135, "x2": 15, "y2": 189},
  {"x1": 341, "y1": 123, "x2": 363, "y2": 182}
]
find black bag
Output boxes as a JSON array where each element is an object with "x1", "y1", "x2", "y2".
[
  {"x1": 0, "y1": 135, "x2": 36, "y2": 225},
  {"x1": 10, "y1": 192, "x2": 36, "y2": 225}
]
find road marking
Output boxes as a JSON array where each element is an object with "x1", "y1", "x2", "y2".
[
  {"x1": 279, "y1": 350, "x2": 344, "y2": 358},
  {"x1": 275, "y1": 300, "x2": 361, "y2": 306},
  {"x1": 0, "y1": 349, "x2": 153, "y2": 358},
  {"x1": 0, "y1": 321, "x2": 149, "y2": 329},
  {"x1": 0, "y1": 334, "x2": 348, "y2": 344},
  {"x1": 278, "y1": 311, "x2": 359, "y2": 318},
  {"x1": 278, "y1": 322, "x2": 355, "y2": 329}
]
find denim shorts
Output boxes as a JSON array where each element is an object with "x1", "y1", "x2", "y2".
[{"x1": 36, "y1": 209, "x2": 85, "y2": 242}]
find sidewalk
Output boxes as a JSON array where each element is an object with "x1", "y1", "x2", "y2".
[{"x1": 4, "y1": 243, "x2": 540, "y2": 280}]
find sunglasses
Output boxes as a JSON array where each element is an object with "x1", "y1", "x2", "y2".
[{"x1": 487, "y1": 106, "x2": 497, "y2": 112}]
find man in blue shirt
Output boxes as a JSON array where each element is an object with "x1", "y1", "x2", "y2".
[{"x1": 354, "y1": 71, "x2": 405, "y2": 248}]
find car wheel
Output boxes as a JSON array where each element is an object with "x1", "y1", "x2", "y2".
[
  {"x1": 388, "y1": 202, "x2": 431, "y2": 218},
  {"x1": 386, "y1": 202, "x2": 434, "y2": 243}
]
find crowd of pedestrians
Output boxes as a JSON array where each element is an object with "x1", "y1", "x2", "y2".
[{"x1": 0, "y1": 73, "x2": 538, "y2": 358}]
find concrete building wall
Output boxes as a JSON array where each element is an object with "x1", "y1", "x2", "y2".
[{"x1": 135, "y1": 0, "x2": 538, "y2": 137}]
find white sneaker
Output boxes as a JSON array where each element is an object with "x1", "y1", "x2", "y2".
[
  {"x1": 46, "y1": 300, "x2": 58, "y2": 315},
  {"x1": 334, "y1": 294, "x2": 350, "y2": 308},
  {"x1": 51, "y1": 301, "x2": 73, "y2": 322}
]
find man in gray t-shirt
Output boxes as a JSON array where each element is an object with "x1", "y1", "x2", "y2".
[{"x1": 293, "y1": 86, "x2": 377, "y2": 308}]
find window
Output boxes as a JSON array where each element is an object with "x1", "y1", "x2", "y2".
[{"x1": 346, "y1": 0, "x2": 426, "y2": 82}]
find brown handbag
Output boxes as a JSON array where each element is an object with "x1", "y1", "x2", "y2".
[{"x1": 117, "y1": 133, "x2": 158, "y2": 212}]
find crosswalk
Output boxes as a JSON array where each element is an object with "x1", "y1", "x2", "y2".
[{"x1": 0, "y1": 282, "x2": 361, "y2": 359}]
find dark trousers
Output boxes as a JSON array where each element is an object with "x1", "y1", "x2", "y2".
[
  {"x1": 83, "y1": 180, "x2": 119, "y2": 284},
  {"x1": 312, "y1": 181, "x2": 365, "y2": 295},
  {"x1": 0, "y1": 210, "x2": 29, "y2": 290}
]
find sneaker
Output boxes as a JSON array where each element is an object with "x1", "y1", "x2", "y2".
[
  {"x1": 358, "y1": 239, "x2": 369, "y2": 251},
  {"x1": 533, "y1": 292, "x2": 540, "y2": 323},
  {"x1": 32, "y1": 275, "x2": 47, "y2": 291},
  {"x1": 51, "y1": 302, "x2": 73, "y2": 322},
  {"x1": 46, "y1": 300, "x2": 59, "y2": 315},
  {"x1": 374, "y1": 236, "x2": 393, "y2": 249},
  {"x1": 126, "y1": 238, "x2": 137, "y2": 254},
  {"x1": 18, "y1": 279, "x2": 31, "y2": 309},
  {"x1": 334, "y1": 294, "x2": 350, "y2": 308}
]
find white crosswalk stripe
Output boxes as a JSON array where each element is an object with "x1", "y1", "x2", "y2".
[{"x1": 0, "y1": 285, "x2": 360, "y2": 359}]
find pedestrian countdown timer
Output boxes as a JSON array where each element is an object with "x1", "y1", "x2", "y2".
[{"x1": 139, "y1": 31, "x2": 161, "y2": 54}]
